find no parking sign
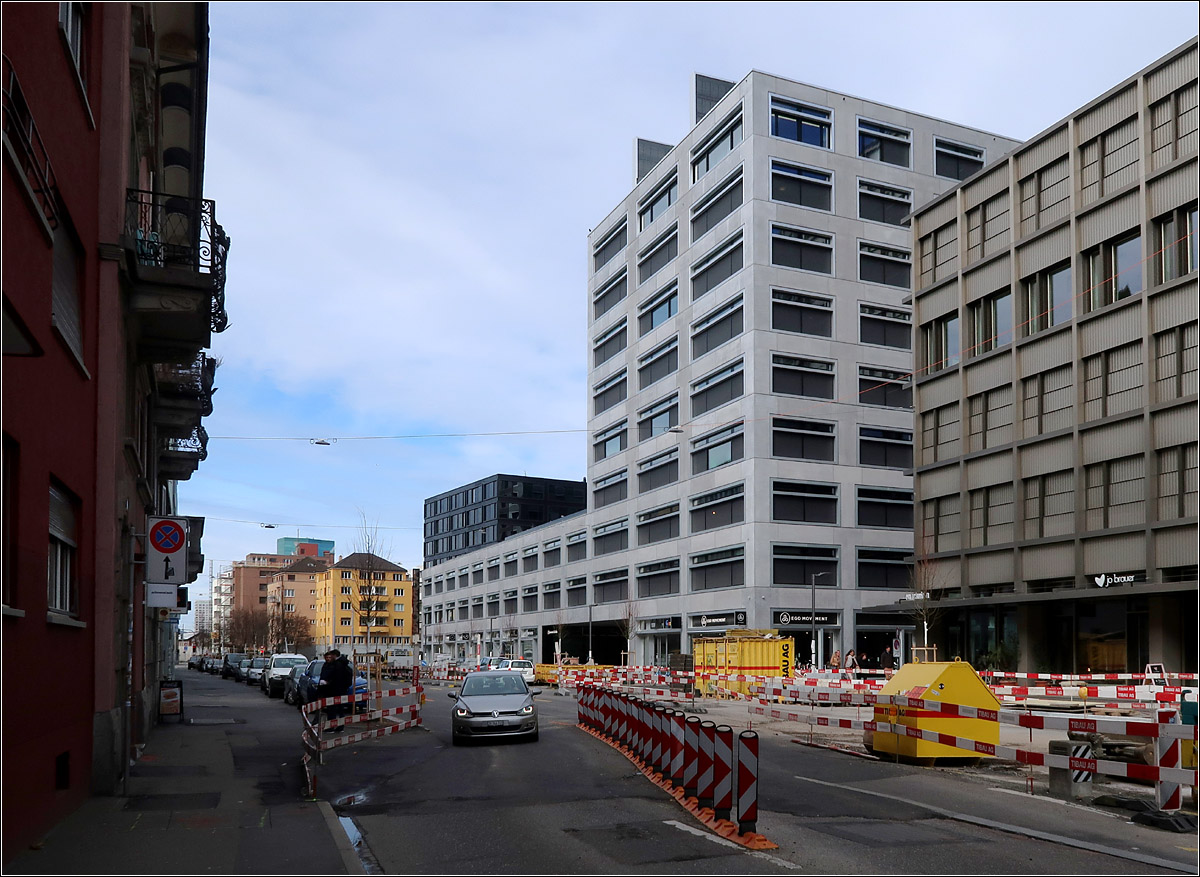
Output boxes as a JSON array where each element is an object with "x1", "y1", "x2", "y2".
[{"x1": 147, "y1": 516, "x2": 188, "y2": 585}]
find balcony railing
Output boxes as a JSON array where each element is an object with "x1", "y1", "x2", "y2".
[
  {"x1": 155, "y1": 352, "x2": 216, "y2": 417},
  {"x1": 159, "y1": 424, "x2": 208, "y2": 481},
  {"x1": 2, "y1": 55, "x2": 58, "y2": 229},
  {"x1": 124, "y1": 189, "x2": 230, "y2": 333}
]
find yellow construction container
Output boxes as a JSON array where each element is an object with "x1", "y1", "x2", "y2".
[
  {"x1": 872, "y1": 659, "x2": 1000, "y2": 761},
  {"x1": 693, "y1": 632, "x2": 795, "y2": 698}
]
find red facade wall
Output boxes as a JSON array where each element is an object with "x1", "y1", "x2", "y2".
[{"x1": 2, "y1": 4, "x2": 131, "y2": 860}]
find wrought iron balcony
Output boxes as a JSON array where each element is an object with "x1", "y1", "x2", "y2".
[
  {"x1": 159, "y1": 424, "x2": 208, "y2": 482},
  {"x1": 153, "y1": 353, "x2": 217, "y2": 438},
  {"x1": 123, "y1": 189, "x2": 229, "y2": 360}
]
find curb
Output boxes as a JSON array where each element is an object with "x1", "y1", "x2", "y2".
[{"x1": 317, "y1": 800, "x2": 367, "y2": 875}]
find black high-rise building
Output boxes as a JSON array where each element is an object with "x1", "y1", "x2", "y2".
[{"x1": 423, "y1": 475, "x2": 586, "y2": 567}]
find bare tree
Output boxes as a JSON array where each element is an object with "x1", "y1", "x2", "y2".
[
  {"x1": 273, "y1": 612, "x2": 314, "y2": 652},
  {"x1": 227, "y1": 608, "x2": 270, "y2": 653},
  {"x1": 349, "y1": 512, "x2": 393, "y2": 652},
  {"x1": 614, "y1": 599, "x2": 637, "y2": 665},
  {"x1": 905, "y1": 527, "x2": 946, "y2": 662}
]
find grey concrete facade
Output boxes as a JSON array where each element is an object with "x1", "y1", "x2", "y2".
[
  {"x1": 909, "y1": 40, "x2": 1198, "y2": 673},
  {"x1": 421, "y1": 70, "x2": 1021, "y2": 668}
]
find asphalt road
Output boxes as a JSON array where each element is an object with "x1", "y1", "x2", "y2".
[{"x1": 305, "y1": 684, "x2": 1196, "y2": 875}]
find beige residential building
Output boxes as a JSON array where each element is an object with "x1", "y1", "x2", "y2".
[
  {"x1": 267, "y1": 556, "x2": 328, "y2": 646},
  {"x1": 314, "y1": 553, "x2": 415, "y2": 650},
  {"x1": 909, "y1": 39, "x2": 1197, "y2": 673}
]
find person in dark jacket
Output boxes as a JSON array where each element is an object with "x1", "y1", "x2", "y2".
[
  {"x1": 879, "y1": 645, "x2": 895, "y2": 671},
  {"x1": 319, "y1": 649, "x2": 354, "y2": 731}
]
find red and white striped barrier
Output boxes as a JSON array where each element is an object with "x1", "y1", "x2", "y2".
[
  {"x1": 697, "y1": 721, "x2": 715, "y2": 808},
  {"x1": 750, "y1": 683, "x2": 1199, "y2": 742},
  {"x1": 683, "y1": 716, "x2": 700, "y2": 798},
  {"x1": 749, "y1": 698, "x2": 1197, "y2": 790},
  {"x1": 1156, "y1": 709, "x2": 1183, "y2": 811},
  {"x1": 736, "y1": 730, "x2": 759, "y2": 834},
  {"x1": 712, "y1": 725, "x2": 734, "y2": 822},
  {"x1": 747, "y1": 685, "x2": 1197, "y2": 809},
  {"x1": 300, "y1": 685, "x2": 424, "y2": 756},
  {"x1": 980, "y1": 671, "x2": 1198, "y2": 684},
  {"x1": 990, "y1": 684, "x2": 1191, "y2": 704},
  {"x1": 669, "y1": 710, "x2": 685, "y2": 785},
  {"x1": 575, "y1": 686, "x2": 775, "y2": 849}
]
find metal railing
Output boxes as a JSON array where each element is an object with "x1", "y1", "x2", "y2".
[
  {"x1": 124, "y1": 189, "x2": 230, "y2": 333},
  {"x1": 3, "y1": 54, "x2": 59, "y2": 228},
  {"x1": 154, "y1": 353, "x2": 216, "y2": 416},
  {"x1": 163, "y1": 424, "x2": 209, "y2": 463}
]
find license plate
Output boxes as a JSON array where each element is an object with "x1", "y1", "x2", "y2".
[{"x1": 484, "y1": 720, "x2": 503, "y2": 727}]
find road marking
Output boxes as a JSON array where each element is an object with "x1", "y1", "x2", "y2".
[
  {"x1": 794, "y1": 776, "x2": 1194, "y2": 874},
  {"x1": 663, "y1": 820, "x2": 801, "y2": 870}
]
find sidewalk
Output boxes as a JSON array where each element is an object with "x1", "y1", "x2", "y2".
[{"x1": 7, "y1": 672, "x2": 362, "y2": 875}]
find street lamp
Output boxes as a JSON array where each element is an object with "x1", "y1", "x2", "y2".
[{"x1": 810, "y1": 570, "x2": 833, "y2": 669}]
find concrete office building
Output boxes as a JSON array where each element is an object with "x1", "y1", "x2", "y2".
[
  {"x1": 423, "y1": 474, "x2": 586, "y2": 567},
  {"x1": 421, "y1": 71, "x2": 1021, "y2": 667},
  {"x1": 909, "y1": 40, "x2": 1198, "y2": 673}
]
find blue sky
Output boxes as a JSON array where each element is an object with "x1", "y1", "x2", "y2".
[{"x1": 178, "y1": 1, "x2": 1199, "y2": 626}]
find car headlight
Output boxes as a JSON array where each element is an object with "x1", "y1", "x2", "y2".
[
  {"x1": 520, "y1": 704, "x2": 534, "y2": 715},
  {"x1": 455, "y1": 706, "x2": 472, "y2": 717}
]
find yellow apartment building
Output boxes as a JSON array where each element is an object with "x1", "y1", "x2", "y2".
[{"x1": 314, "y1": 552, "x2": 414, "y2": 650}]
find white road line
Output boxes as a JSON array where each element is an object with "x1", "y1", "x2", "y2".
[
  {"x1": 663, "y1": 820, "x2": 801, "y2": 870},
  {"x1": 794, "y1": 775, "x2": 1194, "y2": 874}
]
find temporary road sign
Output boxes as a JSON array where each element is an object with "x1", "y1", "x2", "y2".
[{"x1": 146, "y1": 516, "x2": 189, "y2": 585}]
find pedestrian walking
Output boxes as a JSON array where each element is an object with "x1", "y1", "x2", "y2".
[
  {"x1": 829, "y1": 649, "x2": 841, "y2": 671},
  {"x1": 879, "y1": 645, "x2": 895, "y2": 672},
  {"x1": 844, "y1": 649, "x2": 859, "y2": 676},
  {"x1": 318, "y1": 649, "x2": 353, "y2": 732}
]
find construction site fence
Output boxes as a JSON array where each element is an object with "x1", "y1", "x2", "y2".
[
  {"x1": 299, "y1": 683, "x2": 424, "y2": 797},
  {"x1": 747, "y1": 681, "x2": 1198, "y2": 811},
  {"x1": 534, "y1": 664, "x2": 1198, "y2": 711}
]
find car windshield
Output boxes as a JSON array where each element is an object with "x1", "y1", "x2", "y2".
[
  {"x1": 250, "y1": 658, "x2": 269, "y2": 668},
  {"x1": 276, "y1": 657, "x2": 307, "y2": 668},
  {"x1": 240, "y1": 660, "x2": 251, "y2": 668},
  {"x1": 461, "y1": 675, "x2": 527, "y2": 697}
]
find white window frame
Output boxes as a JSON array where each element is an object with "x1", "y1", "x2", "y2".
[
  {"x1": 770, "y1": 159, "x2": 834, "y2": 212},
  {"x1": 638, "y1": 171, "x2": 679, "y2": 232},
  {"x1": 857, "y1": 116, "x2": 912, "y2": 169}
]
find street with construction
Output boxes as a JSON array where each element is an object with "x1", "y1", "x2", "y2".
[{"x1": 8, "y1": 660, "x2": 1197, "y2": 875}]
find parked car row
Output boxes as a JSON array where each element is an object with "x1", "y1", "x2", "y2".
[{"x1": 190, "y1": 651, "x2": 541, "y2": 744}]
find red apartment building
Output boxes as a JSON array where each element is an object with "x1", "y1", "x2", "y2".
[{"x1": 2, "y1": 3, "x2": 228, "y2": 859}]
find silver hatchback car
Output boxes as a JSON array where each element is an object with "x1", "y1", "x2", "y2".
[{"x1": 449, "y1": 671, "x2": 540, "y2": 745}]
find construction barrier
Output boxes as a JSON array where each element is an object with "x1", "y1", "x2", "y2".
[
  {"x1": 712, "y1": 725, "x2": 734, "y2": 822},
  {"x1": 300, "y1": 684, "x2": 423, "y2": 797},
  {"x1": 736, "y1": 730, "x2": 759, "y2": 834},
  {"x1": 746, "y1": 683, "x2": 1198, "y2": 810},
  {"x1": 980, "y1": 670, "x2": 1198, "y2": 684},
  {"x1": 575, "y1": 684, "x2": 773, "y2": 850},
  {"x1": 1156, "y1": 708, "x2": 1182, "y2": 811}
]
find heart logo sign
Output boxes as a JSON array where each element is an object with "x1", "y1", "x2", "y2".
[{"x1": 1094, "y1": 574, "x2": 1109, "y2": 587}]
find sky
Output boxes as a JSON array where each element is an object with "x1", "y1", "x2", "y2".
[{"x1": 178, "y1": 1, "x2": 1200, "y2": 628}]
